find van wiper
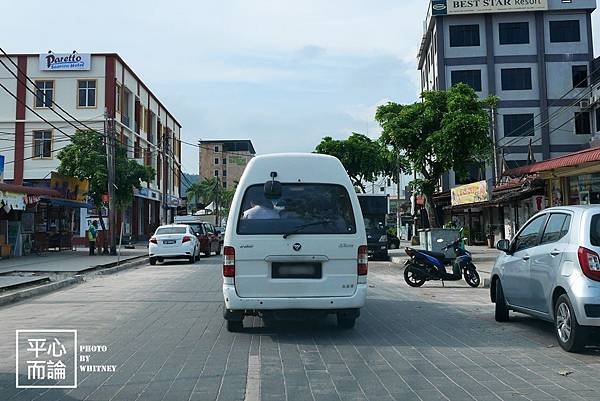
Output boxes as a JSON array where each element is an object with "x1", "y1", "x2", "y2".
[{"x1": 282, "y1": 220, "x2": 333, "y2": 239}]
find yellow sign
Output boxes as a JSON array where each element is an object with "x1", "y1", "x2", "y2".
[
  {"x1": 50, "y1": 172, "x2": 89, "y2": 202},
  {"x1": 451, "y1": 180, "x2": 490, "y2": 206}
]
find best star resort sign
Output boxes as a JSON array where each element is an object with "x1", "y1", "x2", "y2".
[{"x1": 432, "y1": 0, "x2": 548, "y2": 16}]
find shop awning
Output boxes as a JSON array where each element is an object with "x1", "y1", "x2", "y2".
[
  {"x1": 0, "y1": 183, "x2": 61, "y2": 197},
  {"x1": 504, "y1": 146, "x2": 600, "y2": 178},
  {"x1": 40, "y1": 198, "x2": 93, "y2": 209}
]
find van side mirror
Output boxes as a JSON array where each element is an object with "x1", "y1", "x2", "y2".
[
  {"x1": 264, "y1": 180, "x2": 282, "y2": 199},
  {"x1": 496, "y1": 239, "x2": 511, "y2": 253}
]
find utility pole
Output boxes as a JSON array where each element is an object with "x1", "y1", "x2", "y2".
[
  {"x1": 396, "y1": 156, "x2": 401, "y2": 241},
  {"x1": 105, "y1": 110, "x2": 117, "y2": 255},
  {"x1": 489, "y1": 105, "x2": 499, "y2": 184},
  {"x1": 162, "y1": 130, "x2": 169, "y2": 225}
]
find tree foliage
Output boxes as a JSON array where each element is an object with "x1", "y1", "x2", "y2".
[
  {"x1": 375, "y1": 84, "x2": 496, "y2": 227},
  {"x1": 314, "y1": 133, "x2": 393, "y2": 192},
  {"x1": 57, "y1": 130, "x2": 155, "y2": 211}
]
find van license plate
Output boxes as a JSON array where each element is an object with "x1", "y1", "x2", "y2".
[
  {"x1": 272, "y1": 263, "x2": 322, "y2": 279},
  {"x1": 163, "y1": 240, "x2": 176, "y2": 244}
]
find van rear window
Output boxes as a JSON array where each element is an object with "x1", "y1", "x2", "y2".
[
  {"x1": 237, "y1": 184, "x2": 357, "y2": 235},
  {"x1": 591, "y1": 215, "x2": 600, "y2": 246}
]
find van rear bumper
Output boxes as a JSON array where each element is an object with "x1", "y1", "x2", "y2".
[{"x1": 223, "y1": 284, "x2": 367, "y2": 310}]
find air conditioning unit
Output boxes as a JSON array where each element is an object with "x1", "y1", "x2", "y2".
[{"x1": 579, "y1": 100, "x2": 591, "y2": 110}]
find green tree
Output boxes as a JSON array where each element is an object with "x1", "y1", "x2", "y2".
[
  {"x1": 375, "y1": 84, "x2": 496, "y2": 227},
  {"x1": 57, "y1": 130, "x2": 155, "y2": 245},
  {"x1": 315, "y1": 133, "x2": 392, "y2": 192}
]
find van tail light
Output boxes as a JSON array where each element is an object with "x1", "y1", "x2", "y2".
[
  {"x1": 223, "y1": 246, "x2": 236, "y2": 277},
  {"x1": 577, "y1": 247, "x2": 600, "y2": 282},
  {"x1": 149, "y1": 237, "x2": 157, "y2": 244},
  {"x1": 182, "y1": 235, "x2": 192, "y2": 243},
  {"x1": 358, "y1": 245, "x2": 368, "y2": 276}
]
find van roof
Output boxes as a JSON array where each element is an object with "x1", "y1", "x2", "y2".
[{"x1": 240, "y1": 153, "x2": 352, "y2": 186}]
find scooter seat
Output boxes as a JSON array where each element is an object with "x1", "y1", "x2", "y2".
[{"x1": 406, "y1": 248, "x2": 446, "y2": 261}]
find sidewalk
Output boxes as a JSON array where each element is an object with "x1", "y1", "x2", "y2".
[{"x1": 0, "y1": 246, "x2": 148, "y2": 291}]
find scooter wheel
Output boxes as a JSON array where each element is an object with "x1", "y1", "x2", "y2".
[
  {"x1": 464, "y1": 269, "x2": 480, "y2": 288},
  {"x1": 404, "y1": 265, "x2": 426, "y2": 287}
]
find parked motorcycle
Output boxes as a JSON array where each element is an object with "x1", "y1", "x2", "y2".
[{"x1": 403, "y1": 238, "x2": 480, "y2": 288}]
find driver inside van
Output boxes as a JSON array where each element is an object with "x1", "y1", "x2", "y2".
[{"x1": 242, "y1": 198, "x2": 280, "y2": 219}]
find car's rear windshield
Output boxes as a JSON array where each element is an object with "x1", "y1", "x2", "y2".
[
  {"x1": 237, "y1": 183, "x2": 356, "y2": 235},
  {"x1": 591, "y1": 214, "x2": 600, "y2": 246},
  {"x1": 156, "y1": 227, "x2": 187, "y2": 235},
  {"x1": 184, "y1": 223, "x2": 204, "y2": 234}
]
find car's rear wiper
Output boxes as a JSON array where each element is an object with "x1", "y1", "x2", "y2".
[{"x1": 282, "y1": 220, "x2": 333, "y2": 239}]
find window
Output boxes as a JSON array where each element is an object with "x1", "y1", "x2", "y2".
[
  {"x1": 222, "y1": 158, "x2": 227, "y2": 165},
  {"x1": 550, "y1": 20, "x2": 580, "y2": 43},
  {"x1": 214, "y1": 158, "x2": 219, "y2": 165},
  {"x1": 596, "y1": 108, "x2": 600, "y2": 132},
  {"x1": 77, "y1": 80, "x2": 96, "y2": 107},
  {"x1": 499, "y1": 22, "x2": 529, "y2": 45},
  {"x1": 116, "y1": 84, "x2": 122, "y2": 113},
  {"x1": 214, "y1": 170, "x2": 219, "y2": 177},
  {"x1": 591, "y1": 214, "x2": 600, "y2": 246},
  {"x1": 451, "y1": 70, "x2": 482, "y2": 91},
  {"x1": 214, "y1": 146, "x2": 219, "y2": 152},
  {"x1": 449, "y1": 24, "x2": 480, "y2": 47},
  {"x1": 513, "y1": 215, "x2": 546, "y2": 252},
  {"x1": 156, "y1": 227, "x2": 186, "y2": 235},
  {"x1": 541, "y1": 214, "x2": 571, "y2": 244},
  {"x1": 501, "y1": 68, "x2": 532, "y2": 90},
  {"x1": 34, "y1": 80, "x2": 53, "y2": 108},
  {"x1": 572, "y1": 65, "x2": 588, "y2": 88},
  {"x1": 575, "y1": 112, "x2": 591, "y2": 135},
  {"x1": 504, "y1": 114, "x2": 535, "y2": 137},
  {"x1": 223, "y1": 181, "x2": 227, "y2": 188},
  {"x1": 222, "y1": 170, "x2": 227, "y2": 177},
  {"x1": 237, "y1": 184, "x2": 356, "y2": 235},
  {"x1": 33, "y1": 130, "x2": 52, "y2": 158}
]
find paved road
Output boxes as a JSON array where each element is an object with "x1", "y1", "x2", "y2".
[{"x1": 0, "y1": 258, "x2": 599, "y2": 401}]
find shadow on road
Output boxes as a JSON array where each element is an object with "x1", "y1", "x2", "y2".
[{"x1": 0, "y1": 373, "x2": 81, "y2": 401}]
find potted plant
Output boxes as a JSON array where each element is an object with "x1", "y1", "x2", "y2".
[{"x1": 486, "y1": 224, "x2": 495, "y2": 248}]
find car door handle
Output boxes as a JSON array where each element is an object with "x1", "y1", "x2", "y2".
[
  {"x1": 550, "y1": 250, "x2": 561, "y2": 256},
  {"x1": 522, "y1": 255, "x2": 530, "y2": 261}
]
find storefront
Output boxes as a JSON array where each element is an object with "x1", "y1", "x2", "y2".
[{"x1": 446, "y1": 180, "x2": 491, "y2": 245}]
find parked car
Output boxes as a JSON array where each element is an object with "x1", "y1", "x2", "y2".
[
  {"x1": 178, "y1": 220, "x2": 222, "y2": 256},
  {"x1": 387, "y1": 234, "x2": 400, "y2": 250},
  {"x1": 222, "y1": 153, "x2": 368, "y2": 332},
  {"x1": 491, "y1": 206, "x2": 600, "y2": 352},
  {"x1": 149, "y1": 224, "x2": 200, "y2": 265}
]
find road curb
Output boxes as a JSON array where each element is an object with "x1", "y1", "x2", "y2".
[{"x1": 0, "y1": 256, "x2": 148, "y2": 307}]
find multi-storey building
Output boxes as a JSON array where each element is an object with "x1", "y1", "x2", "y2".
[
  {"x1": 0, "y1": 52, "x2": 182, "y2": 241},
  {"x1": 592, "y1": 57, "x2": 600, "y2": 137},
  {"x1": 418, "y1": 0, "x2": 597, "y2": 188},
  {"x1": 198, "y1": 140, "x2": 255, "y2": 190}
]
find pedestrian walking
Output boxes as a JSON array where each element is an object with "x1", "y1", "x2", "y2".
[{"x1": 88, "y1": 220, "x2": 98, "y2": 256}]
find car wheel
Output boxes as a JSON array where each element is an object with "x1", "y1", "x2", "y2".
[
  {"x1": 337, "y1": 314, "x2": 356, "y2": 329},
  {"x1": 204, "y1": 251, "x2": 211, "y2": 257},
  {"x1": 388, "y1": 242, "x2": 397, "y2": 250},
  {"x1": 555, "y1": 294, "x2": 587, "y2": 352},
  {"x1": 495, "y1": 279, "x2": 510, "y2": 322},
  {"x1": 226, "y1": 319, "x2": 243, "y2": 332},
  {"x1": 149, "y1": 257, "x2": 156, "y2": 266},
  {"x1": 404, "y1": 265, "x2": 426, "y2": 287},
  {"x1": 189, "y1": 255, "x2": 195, "y2": 264}
]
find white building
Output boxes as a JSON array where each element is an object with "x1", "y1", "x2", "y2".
[{"x1": 0, "y1": 52, "x2": 182, "y2": 242}]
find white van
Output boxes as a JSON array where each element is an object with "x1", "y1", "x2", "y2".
[{"x1": 222, "y1": 153, "x2": 368, "y2": 331}]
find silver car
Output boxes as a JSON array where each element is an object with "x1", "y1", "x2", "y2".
[{"x1": 491, "y1": 206, "x2": 600, "y2": 352}]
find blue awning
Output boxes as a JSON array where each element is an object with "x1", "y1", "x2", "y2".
[{"x1": 41, "y1": 198, "x2": 93, "y2": 209}]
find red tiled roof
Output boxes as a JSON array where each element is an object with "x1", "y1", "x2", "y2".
[
  {"x1": 504, "y1": 146, "x2": 599, "y2": 177},
  {"x1": 0, "y1": 183, "x2": 61, "y2": 197}
]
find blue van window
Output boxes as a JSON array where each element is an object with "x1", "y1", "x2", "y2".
[{"x1": 237, "y1": 184, "x2": 356, "y2": 235}]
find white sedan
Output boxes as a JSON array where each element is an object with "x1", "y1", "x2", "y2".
[{"x1": 149, "y1": 224, "x2": 200, "y2": 265}]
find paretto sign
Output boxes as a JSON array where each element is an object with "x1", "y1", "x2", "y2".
[
  {"x1": 432, "y1": 0, "x2": 548, "y2": 16},
  {"x1": 39, "y1": 52, "x2": 91, "y2": 71}
]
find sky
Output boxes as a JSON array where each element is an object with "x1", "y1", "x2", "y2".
[{"x1": 2, "y1": 1, "x2": 599, "y2": 174}]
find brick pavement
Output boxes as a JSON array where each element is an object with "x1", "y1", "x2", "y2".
[{"x1": 0, "y1": 258, "x2": 598, "y2": 401}]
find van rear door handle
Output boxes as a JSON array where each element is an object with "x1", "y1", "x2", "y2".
[{"x1": 550, "y1": 250, "x2": 560, "y2": 256}]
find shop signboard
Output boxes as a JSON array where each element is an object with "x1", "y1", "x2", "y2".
[
  {"x1": 39, "y1": 52, "x2": 91, "y2": 71},
  {"x1": 431, "y1": 0, "x2": 548, "y2": 16},
  {"x1": 50, "y1": 172, "x2": 89, "y2": 203},
  {"x1": 451, "y1": 180, "x2": 490, "y2": 206},
  {"x1": 0, "y1": 191, "x2": 26, "y2": 211},
  {"x1": 531, "y1": 195, "x2": 546, "y2": 212},
  {"x1": 134, "y1": 187, "x2": 161, "y2": 201},
  {"x1": 0, "y1": 154, "x2": 4, "y2": 182}
]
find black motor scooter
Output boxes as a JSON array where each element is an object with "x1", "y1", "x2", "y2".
[{"x1": 403, "y1": 238, "x2": 480, "y2": 288}]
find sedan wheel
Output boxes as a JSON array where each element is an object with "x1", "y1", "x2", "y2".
[{"x1": 554, "y1": 294, "x2": 587, "y2": 352}]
